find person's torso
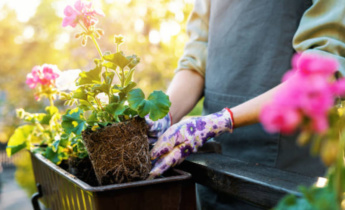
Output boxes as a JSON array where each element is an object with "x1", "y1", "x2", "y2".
[{"x1": 202, "y1": 0, "x2": 325, "y2": 177}]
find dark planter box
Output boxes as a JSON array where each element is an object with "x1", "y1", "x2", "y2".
[{"x1": 30, "y1": 153, "x2": 196, "y2": 210}]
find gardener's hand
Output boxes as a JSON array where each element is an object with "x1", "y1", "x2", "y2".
[
  {"x1": 149, "y1": 108, "x2": 234, "y2": 178},
  {"x1": 145, "y1": 113, "x2": 172, "y2": 144}
]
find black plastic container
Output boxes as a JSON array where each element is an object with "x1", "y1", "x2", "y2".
[{"x1": 30, "y1": 153, "x2": 196, "y2": 210}]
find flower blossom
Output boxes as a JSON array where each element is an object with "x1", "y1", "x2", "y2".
[
  {"x1": 56, "y1": 69, "x2": 82, "y2": 91},
  {"x1": 260, "y1": 53, "x2": 344, "y2": 134},
  {"x1": 26, "y1": 64, "x2": 61, "y2": 89},
  {"x1": 62, "y1": 0, "x2": 105, "y2": 29}
]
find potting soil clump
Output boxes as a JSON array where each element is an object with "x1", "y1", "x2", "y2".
[{"x1": 82, "y1": 117, "x2": 151, "y2": 185}]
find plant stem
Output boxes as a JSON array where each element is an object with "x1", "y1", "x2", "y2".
[
  {"x1": 49, "y1": 95, "x2": 54, "y2": 107},
  {"x1": 91, "y1": 35, "x2": 103, "y2": 58},
  {"x1": 94, "y1": 97, "x2": 104, "y2": 111},
  {"x1": 121, "y1": 68, "x2": 125, "y2": 87},
  {"x1": 335, "y1": 128, "x2": 345, "y2": 206}
]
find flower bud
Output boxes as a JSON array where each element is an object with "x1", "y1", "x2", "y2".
[
  {"x1": 320, "y1": 140, "x2": 338, "y2": 166},
  {"x1": 96, "y1": 29, "x2": 104, "y2": 36},
  {"x1": 75, "y1": 32, "x2": 84, "y2": 39},
  {"x1": 81, "y1": 37, "x2": 87, "y2": 46},
  {"x1": 297, "y1": 130, "x2": 311, "y2": 146},
  {"x1": 94, "y1": 32, "x2": 100, "y2": 39},
  {"x1": 16, "y1": 108, "x2": 25, "y2": 119},
  {"x1": 114, "y1": 34, "x2": 125, "y2": 45}
]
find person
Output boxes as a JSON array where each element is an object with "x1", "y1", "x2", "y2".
[{"x1": 146, "y1": 0, "x2": 345, "y2": 209}]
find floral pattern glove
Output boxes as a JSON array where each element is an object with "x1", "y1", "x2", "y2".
[
  {"x1": 145, "y1": 113, "x2": 172, "y2": 144},
  {"x1": 149, "y1": 108, "x2": 234, "y2": 178}
]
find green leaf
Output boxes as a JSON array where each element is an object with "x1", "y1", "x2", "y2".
[
  {"x1": 103, "y1": 52, "x2": 134, "y2": 69},
  {"x1": 105, "y1": 102, "x2": 128, "y2": 117},
  {"x1": 52, "y1": 140, "x2": 60, "y2": 152},
  {"x1": 128, "y1": 89, "x2": 171, "y2": 121},
  {"x1": 77, "y1": 66, "x2": 102, "y2": 85},
  {"x1": 59, "y1": 134, "x2": 70, "y2": 148},
  {"x1": 124, "y1": 69, "x2": 135, "y2": 86},
  {"x1": 94, "y1": 58, "x2": 102, "y2": 66},
  {"x1": 62, "y1": 108, "x2": 86, "y2": 135},
  {"x1": 91, "y1": 83, "x2": 111, "y2": 94},
  {"x1": 72, "y1": 87, "x2": 88, "y2": 100},
  {"x1": 102, "y1": 71, "x2": 115, "y2": 85},
  {"x1": 127, "y1": 54, "x2": 140, "y2": 69},
  {"x1": 86, "y1": 110, "x2": 98, "y2": 124},
  {"x1": 6, "y1": 125, "x2": 34, "y2": 156},
  {"x1": 45, "y1": 146, "x2": 68, "y2": 165},
  {"x1": 112, "y1": 82, "x2": 137, "y2": 99},
  {"x1": 102, "y1": 62, "x2": 117, "y2": 70},
  {"x1": 79, "y1": 100, "x2": 92, "y2": 111},
  {"x1": 110, "y1": 94, "x2": 120, "y2": 103}
]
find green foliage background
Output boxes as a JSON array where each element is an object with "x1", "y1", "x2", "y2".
[{"x1": 0, "y1": 0, "x2": 198, "y2": 197}]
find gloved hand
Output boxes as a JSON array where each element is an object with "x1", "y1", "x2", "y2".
[
  {"x1": 145, "y1": 112, "x2": 172, "y2": 144},
  {"x1": 148, "y1": 108, "x2": 234, "y2": 178}
]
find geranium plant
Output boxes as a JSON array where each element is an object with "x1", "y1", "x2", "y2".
[
  {"x1": 60, "y1": 0, "x2": 170, "y2": 135},
  {"x1": 60, "y1": 0, "x2": 171, "y2": 185},
  {"x1": 6, "y1": 64, "x2": 88, "y2": 165},
  {"x1": 260, "y1": 53, "x2": 345, "y2": 209}
]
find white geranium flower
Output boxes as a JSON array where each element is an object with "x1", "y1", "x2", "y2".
[
  {"x1": 56, "y1": 69, "x2": 82, "y2": 91},
  {"x1": 96, "y1": 92, "x2": 109, "y2": 104}
]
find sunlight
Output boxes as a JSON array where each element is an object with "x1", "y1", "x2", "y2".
[
  {"x1": 149, "y1": 30, "x2": 160, "y2": 45},
  {"x1": 3, "y1": 0, "x2": 41, "y2": 22},
  {"x1": 315, "y1": 177, "x2": 327, "y2": 188}
]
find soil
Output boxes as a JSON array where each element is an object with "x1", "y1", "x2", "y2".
[
  {"x1": 82, "y1": 116, "x2": 151, "y2": 185},
  {"x1": 68, "y1": 156, "x2": 99, "y2": 186}
]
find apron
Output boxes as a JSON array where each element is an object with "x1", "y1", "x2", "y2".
[{"x1": 198, "y1": 0, "x2": 326, "y2": 209}]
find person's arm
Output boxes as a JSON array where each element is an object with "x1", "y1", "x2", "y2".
[
  {"x1": 231, "y1": 83, "x2": 283, "y2": 128},
  {"x1": 145, "y1": 0, "x2": 209, "y2": 138},
  {"x1": 168, "y1": 0, "x2": 210, "y2": 123},
  {"x1": 167, "y1": 70, "x2": 204, "y2": 124},
  {"x1": 293, "y1": 0, "x2": 345, "y2": 74}
]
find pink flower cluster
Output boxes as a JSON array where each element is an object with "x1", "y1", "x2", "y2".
[
  {"x1": 26, "y1": 64, "x2": 61, "y2": 89},
  {"x1": 62, "y1": 0, "x2": 105, "y2": 29},
  {"x1": 260, "y1": 53, "x2": 345, "y2": 134}
]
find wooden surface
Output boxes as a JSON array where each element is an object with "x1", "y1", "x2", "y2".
[{"x1": 177, "y1": 153, "x2": 319, "y2": 208}]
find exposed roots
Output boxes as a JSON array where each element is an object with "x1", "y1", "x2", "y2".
[{"x1": 82, "y1": 117, "x2": 151, "y2": 185}]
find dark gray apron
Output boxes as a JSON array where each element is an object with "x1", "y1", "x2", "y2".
[{"x1": 198, "y1": 0, "x2": 326, "y2": 209}]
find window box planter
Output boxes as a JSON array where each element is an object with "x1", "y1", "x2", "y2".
[{"x1": 30, "y1": 153, "x2": 196, "y2": 210}]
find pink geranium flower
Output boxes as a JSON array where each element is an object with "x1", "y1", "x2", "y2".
[
  {"x1": 298, "y1": 53, "x2": 338, "y2": 77},
  {"x1": 330, "y1": 78, "x2": 345, "y2": 96},
  {"x1": 62, "y1": 5, "x2": 79, "y2": 28},
  {"x1": 40, "y1": 64, "x2": 61, "y2": 85},
  {"x1": 260, "y1": 53, "x2": 341, "y2": 134},
  {"x1": 299, "y1": 75, "x2": 334, "y2": 117},
  {"x1": 26, "y1": 66, "x2": 42, "y2": 89},
  {"x1": 62, "y1": 0, "x2": 104, "y2": 29},
  {"x1": 260, "y1": 103, "x2": 301, "y2": 134},
  {"x1": 25, "y1": 64, "x2": 61, "y2": 89}
]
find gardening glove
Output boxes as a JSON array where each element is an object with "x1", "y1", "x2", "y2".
[
  {"x1": 145, "y1": 112, "x2": 172, "y2": 144},
  {"x1": 149, "y1": 108, "x2": 234, "y2": 178}
]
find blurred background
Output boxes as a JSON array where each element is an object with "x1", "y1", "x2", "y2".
[{"x1": 0, "y1": 0, "x2": 202, "y2": 209}]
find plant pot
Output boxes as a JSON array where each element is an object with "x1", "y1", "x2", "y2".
[
  {"x1": 68, "y1": 156, "x2": 99, "y2": 186},
  {"x1": 30, "y1": 152, "x2": 196, "y2": 210},
  {"x1": 82, "y1": 116, "x2": 151, "y2": 185}
]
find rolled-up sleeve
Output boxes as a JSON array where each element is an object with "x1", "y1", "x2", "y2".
[
  {"x1": 175, "y1": 0, "x2": 210, "y2": 77},
  {"x1": 293, "y1": 0, "x2": 345, "y2": 74}
]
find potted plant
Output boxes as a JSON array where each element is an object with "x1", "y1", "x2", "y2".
[
  {"x1": 59, "y1": 0, "x2": 171, "y2": 185},
  {"x1": 8, "y1": 0, "x2": 195, "y2": 209},
  {"x1": 6, "y1": 64, "x2": 88, "y2": 166},
  {"x1": 6, "y1": 64, "x2": 98, "y2": 184}
]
